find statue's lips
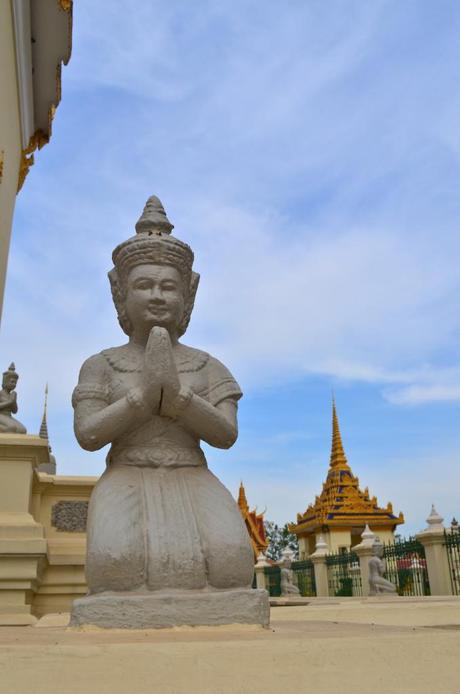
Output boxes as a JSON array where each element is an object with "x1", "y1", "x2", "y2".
[{"x1": 145, "y1": 306, "x2": 169, "y2": 315}]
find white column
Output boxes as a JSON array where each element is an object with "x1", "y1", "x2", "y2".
[{"x1": 353, "y1": 525, "x2": 376, "y2": 597}]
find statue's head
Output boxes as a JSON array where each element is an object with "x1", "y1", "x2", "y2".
[
  {"x1": 280, "y1": 547, "x2": 294, "y2": 568},
  {"x1": 109, "y1": 196, "x2": 199, "y2": 339},
  {"x1": 2, "y1": 363, "x2": 18, "y2": 392},
  {"x1": 372, "y1": 539, "x2": 384, "y2": 558}
]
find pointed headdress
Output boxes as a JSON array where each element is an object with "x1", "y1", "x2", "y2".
[
  {"x1": 109, "y1": 196, "x2": 199, "y2": 336},
  {"x1": 2, "y1": 363, "x2": 18, "y2": 379}
]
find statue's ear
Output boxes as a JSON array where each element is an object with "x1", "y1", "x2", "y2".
[
  {"x1": 178, "y1": 271, "x2": 200, "y2": 337},
  {"x1": 108, "y1": 267, "x2": 132, "y2": 336}
]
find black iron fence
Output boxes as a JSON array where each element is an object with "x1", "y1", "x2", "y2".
[
  {"x1": 326, "y1": 550, "x2": 362, "y2": 596},
  {"x1": 263, "y1": 561, "x2": 316, "y2": 597},
  {"x1": 264, "y1": 565, "x2": 281, "y2": 596},
  {"x1": 444, "y1": 527, "x2": 460, "y2": 595},
  {"x1": 383, "y1": 538, "x2": 430, "y2": 596},
  {"x1": 292, "y1": 559, "x2": 316, "y2": 597}
]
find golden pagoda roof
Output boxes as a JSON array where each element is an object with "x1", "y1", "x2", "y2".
[
  {"x1": 291, "y1": 400, "x2": 404, "y2": 535},
  {"x1": 237, "y1": 482, "x2": 268, "y2": 558}
]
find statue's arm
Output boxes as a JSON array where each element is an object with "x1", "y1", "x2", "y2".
[
  {"x1": 73, "y1": 355, "x2": 155, "y2": 451},
  {"x1": 173, "y1": 394, "x2": 238, "y2": 449},
  {"x1": 0, "y1": 394, "x2": 14, "y2": 412}
]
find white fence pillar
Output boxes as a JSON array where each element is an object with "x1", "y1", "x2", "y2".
[
  {"x1": 416, "y1": 506, "x2": 452, "y2": 596},
  {"x1": 310, "y1": 535, "x2": 329, "y2": 597},
  {"x1": 353, "y1": 525, "x2": 376, "y2": 597},
  {"x1": 254, "y1": 552, "x2": 270, "y2": 591}
]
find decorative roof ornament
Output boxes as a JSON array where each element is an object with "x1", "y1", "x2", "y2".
[
  {"x1": 39, "y1": 383, "x2": 49, "y2": 440},
  {"x1": 237, "y1": 481, "x2": 268, "y2": 559}
]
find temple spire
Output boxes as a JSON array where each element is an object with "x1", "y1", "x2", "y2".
[
  {"x1": 238, "y1": 481, "x2": 249, "y2": 512},
  {"x1": 330, "y1": 398, "x2": 349, "y2": 470},
  {"x1": 39, "y1": 384, "x2": 49, "y2": 440}
]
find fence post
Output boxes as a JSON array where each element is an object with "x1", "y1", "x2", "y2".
[
  {"x1": 416, "y1": 506, "x2": 452, "y2": 596},
  {"x1": 310, "y1": 535, "x2": 329, "y2": 597},
  {"x1": 353, "y1": 525, "x2": 376, "y2": 597},
  {"x1": 254, "y1": 552, "x2": 270, "y2": 591}
]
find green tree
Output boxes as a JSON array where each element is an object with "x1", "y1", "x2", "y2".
[{"x1": 264, "y1": 521, "x2": 299, "y2": 561}]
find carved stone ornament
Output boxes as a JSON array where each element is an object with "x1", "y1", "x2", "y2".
[{"x1": 51, "y1": 500, "x2": 88, "y2": 533}]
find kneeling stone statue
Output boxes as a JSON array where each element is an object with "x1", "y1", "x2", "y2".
[
  {"x1": 70, "y1": 196, "x2": 269, "y2": 629},
  {"x1": 368, "y1": 539, "x2": 397, "y2": 596}
]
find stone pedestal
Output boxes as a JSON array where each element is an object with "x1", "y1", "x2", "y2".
[
  {"x1": 70, "y1": 588, "x2": 269, "y2": 629},
  {"x1": 0, "y1": 434, "x2": 49, "y2": 624}
]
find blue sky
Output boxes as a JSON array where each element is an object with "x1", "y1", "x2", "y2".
[{"x1": 2, "y1": 1, "x2": 460, "y2": 534}]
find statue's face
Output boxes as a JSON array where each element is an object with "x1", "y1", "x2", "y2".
[
  {"x1": 2, "y1": 374, "x2": 17, "y2": 392},
  {"x1": 125, "y1": 264, "x2": 185, "y2": 335}
]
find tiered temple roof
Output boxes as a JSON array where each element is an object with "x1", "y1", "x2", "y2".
[
  {"x1": 237, "y1": 482, "x2": 268, "y2": 558},
  {"x1": 291, "y1": 401, "x2": 404, "y2": 534}
]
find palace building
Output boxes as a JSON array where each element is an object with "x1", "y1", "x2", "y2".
[{"x1": 291, "y1": 401, "x2": 404, "y2": 558}]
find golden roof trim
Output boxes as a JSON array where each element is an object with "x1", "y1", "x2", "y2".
[{"x1": 17, "y1": 1, "x2": 73, "y2": 192}]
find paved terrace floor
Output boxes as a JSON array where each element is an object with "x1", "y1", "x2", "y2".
[{"x1": 1, "y1": 596, "x2": 459, "y2": 694}]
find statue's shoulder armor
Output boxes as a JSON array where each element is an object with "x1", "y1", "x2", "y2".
[
  {"x1": 72, "y1": 351, "x2": 114, "y2": 407},
  {"x1": 100, "y1": 344, "x2": 141, "y2": 373},
  {"x1": 174, "y1": 343, "x2": 210, "y2": 374}
]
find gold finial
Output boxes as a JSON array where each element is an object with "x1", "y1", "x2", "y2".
[
  {"x1": 238, "y1": 481, "x2": 249, "y2": 512},
  {"x1": 39, "y1": 384, "x2": 49, "y2": 440},
  {"x1": 330, "y1": 398, "x2": 349, "y2": 469}
]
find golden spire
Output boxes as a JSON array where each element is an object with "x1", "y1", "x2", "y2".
[
  {"x1": 238, "y1": 481, "x2": 249, "y2": 512},
  {"x1": 330, "y1": 398, "x2": 349, "y2": 470}
]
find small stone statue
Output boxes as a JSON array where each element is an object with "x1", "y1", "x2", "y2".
[
  {"x1": 70, "y1": 196, "x2": 268, "y2": 628},
  {"x1": 368, "y1": 539, "x2": 397, "y2": 596},
  {"x1": 0, "y1": 363, "x2": 27, "y2": 434},
  {"x1": 280, "y1": 548, "x2": 300, "y2": 596}
]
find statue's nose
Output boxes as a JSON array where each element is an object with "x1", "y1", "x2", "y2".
[{"x1": 149, "y1": 285, "x2": 164, "y2": 301}]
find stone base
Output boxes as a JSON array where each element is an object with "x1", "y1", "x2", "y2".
[
  {"x1": 0, "y1": 612, "x2": 38, "y2": 626},
  {"x1": 70, "y1": 588, "x2": 270, "y2": 629}
]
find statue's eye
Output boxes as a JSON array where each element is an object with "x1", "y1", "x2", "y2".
[{"x1": 133, "y1": 280, "x2": 151, "y2": 290}]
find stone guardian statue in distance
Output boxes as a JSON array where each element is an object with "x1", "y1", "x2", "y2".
[
  {"x1": 70, "y1": 196, "x2": 269, "y2": 628},
  {"x1": 368, "y1": 539, "x2": 397, "y2": 596}
]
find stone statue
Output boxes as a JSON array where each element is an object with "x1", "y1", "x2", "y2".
[
  {"x1": 280, "y1": 548, "x2": 300, "y2": 596},
  {"x1": 0, "y1": 363, "x2": 27, "y2": 434},
  {"x1": 368, "y1": 539, "x2": 397, "y2": 596},
  {"x1": 70, "y1": 196, "x2": 269, "y2": 629}
]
